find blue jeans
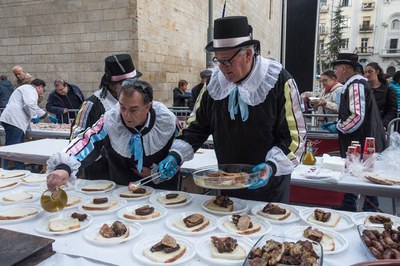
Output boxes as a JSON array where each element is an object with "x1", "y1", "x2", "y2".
[{"x1": 2, "y1": 122, "x2": 25, "y2": 169}]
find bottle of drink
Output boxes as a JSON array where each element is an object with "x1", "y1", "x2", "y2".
[
  {"x1": 40, "y1": 188, "x2": 68, "y2": 212},
  {"x1": 303, "y1": 142, "x2": 316, "y2": 165}
]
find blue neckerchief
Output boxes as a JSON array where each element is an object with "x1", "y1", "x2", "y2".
[
  {"x1": 129, "y1": 134, "x2": 143, "y2": 173},
  {"x1": 228, "y1": 87, "x2": 249, "y2": 121}
]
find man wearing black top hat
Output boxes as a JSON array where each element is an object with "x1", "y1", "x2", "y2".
[
  {"x1": 70, "y1": 54, "x2": 142, "y2": 180},
  {"x1": 158, "y1": 16, "x2": 306, "y2": 203},
  {"x1": 325, "y1": 53, "x2": 386, "y2": 211}
]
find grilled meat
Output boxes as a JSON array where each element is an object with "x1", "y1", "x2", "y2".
[
  {"x1": 262, "y1": 203, "x2": 286, "y2": 215},
  {"x1": 211, "y1": 236, "x2": 238, "y2": 253},
  {"x1": 314, "y1": 209, "x2": 331, "y2": 222},
  {"x1": 165, "y1": 193, "x2": 179, "y2": 199},
  {"x1": 213, "y1": 195, "x2": 233, "y2": 208},
  {"x1": 303, "y1": 226, "x2": 324, "y2": 243},
  {"x1": 71, "y1": 212, "x2": 87, "y2": 222},
  {"x1": 99, "y1": 224, "x2": 116, "y2": 238},
  {"x1": 369, "y1": 215, "x2": 393, "y2": 225},
  {"x1": 183, "y1": 214, "x2": 204, "y2": 228},
  {"x1": 135, "y1": 205, "x2": 154, "y2": 216},
  {"x1": 111, "y1": 221, "x2": 127, "y2": 237},
  {"x1": 93, "y1": 197, "x2": 108, "y2": 204}
]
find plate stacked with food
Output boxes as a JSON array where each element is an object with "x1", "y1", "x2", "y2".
[
  {"x1": 285, "y1": 226, "x2": 348, "y2": 255},
  {"x1": 35, "y1": 210, "x2": 93, "y2": 235},
  {"x1": 196, "y1": 234, "x2": 254, "y2": 265},
  {"x1": 132, "y1": 234, "x2": 196, "y2": 265},
  {"x1": 300, "y1": 208, "x2": 353, "y2": 231},
  {"x1": 149, "y1": 191, "x2": 192, "y2": 207},
  {"x1": 243, "y1": 234, "x2": 323, "y2": 265},
  {"x1": 165, "y1": 212, "x2": 217, "y2": 236},
  {"x1": 78, "y1": 196, "x2": 126, "y2": 215},
  {"x1": 0, "y1": 170, "x2": 31, "y2": 179},
  {"x1": 217, "y1": 215, "x2": 271, "y2": 239},
  {"x1": 0, "y1": 179, "x2": 21, "y2": 191},
  {"x1": 0, "y1": 204, "x2": 42, "y2": 224},
  {"x1": 117, "y1": 204, "x2": 167, "y2": 223},
  {"x1": 251, "y1": 202, "x2": 300, "y2": 224},
  {"x1": 193, "y1": 164, "x2": 260, "y2": 189},
  {"x1": 1, "y1": 189, "x2": 40, "y2": 204},
  {"x1": 202, "y1": 195, "x2": 247, "y2": 215},
  {"x1": 84, "y1": 220, "x2": 142, "y2": 245},
  {"x1": 75, "y1": 180, "x2": 116, "y2": 194},
  {"x1": 351, "y1": 212, "x2": 400, "y2": 228},
  {"x1": 112, "y1": 185, "x2": 154, "y2": 200}
]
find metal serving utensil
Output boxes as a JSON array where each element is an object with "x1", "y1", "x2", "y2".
[{"x1": 129, "y1": 162, "x2": 178, "y2": 189}]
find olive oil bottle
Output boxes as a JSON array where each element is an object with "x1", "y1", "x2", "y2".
[
  {"x1": 302, "y1": 142, "x2": 316, "y2": 165},
  {"x1": 40, "y1": 189, "x2": 68, "y2": 212}
]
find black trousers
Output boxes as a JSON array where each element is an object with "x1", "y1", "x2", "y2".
[{"x1": 222, "y1": 174, "x2": 291, "y2": 203}]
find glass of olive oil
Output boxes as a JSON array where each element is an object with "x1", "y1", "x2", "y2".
[{"x1": 40, "y1": 188, "x2": 68, "y2": 212}]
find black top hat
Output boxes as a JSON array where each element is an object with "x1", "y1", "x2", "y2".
[
  {"x1": 104, "y1": 54, "x2": 142, "y2": 83},
  {"x1": 331, "y1": 53, "x2": 359, "y2": 67},
  {"x1": 200, "y1": 69, "x2": 212, "y2": 79},
  {"x1": 205, "y1": 16, "x2": 260, "y2": 53}
]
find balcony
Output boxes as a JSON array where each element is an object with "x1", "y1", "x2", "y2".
[
  {"x1": 320, "y1": 5, "x2": 329, "y2": 13},
  {"x1": 319, "y1": 28, "x2": 329, "y2": 35},
  {"x1": 381, "y1": 48, "x2": 400, "y2": 57},
  {"x1": 356, "y1": 46, "x2": 374, "y2": 55},
  {"x1": 359, "y1": 24, "x2": 374, "y2": 32},
  {"x1": 362, "y1": 2, "x2": 375, "y2": 10}
]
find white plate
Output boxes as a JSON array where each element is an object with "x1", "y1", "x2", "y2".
[
  {"x1": 74, "y1": 180, "x2": 116, "y2": 194},
  {"x1": 149, "y1": 191, "x2": 192, "y2": 208},
  {"x1": 20, "y1": 173, "x2": 47, "y2": 186},
  {"x1": 132, "y1": 234, "x2": 196, "y2": 265},
  {"x1": 0, "y1": 190, "x2": 40, "y2": 204},
  {"x1": 195, "y1": 234, "x2": 254, "y2": 266},
  {"x1": 351, "y1": 212, "x2": 400, "y2": 228},
  {"x1": 299, "y1": 208, "x2": 354, "y2": 231},
  {"x1": 165, "y1": 212, "x2": 217, "y2": 236},
  {"x1": 112, "y1": 186, "x2": 154, "y2": 201},
  {"x1": 201, "y1": 197, "x2": 248, "y2": 215},
  {"x1": 117, "y1": 204, "x2": 167, "y2": 224},
  {"x1": 285, "y1": 226, "x2": 348, "y2": 255},
  {"x1": 217, "y1": 215, "x2": 272, "y2": 239},
  {"x1": 299, "y1": 166, "x2": 337, "y2": 179},
  {"x1": 35, "y1": 210, "x2": 93, "y2": 235},
  {"x1": 64, "y1": 192, "x2": 88, "y2": 210},
  {"x1": 78, "y1": 197, "x2": 127, "y2": 215},
  {"x1": 0, "y1": 204, "x2": 42, "y2": 224},
  {"x1": 84, "y1": 221, "x2": 142, "y2": 245},
  {"x1": 0, "y1": 179, "x2": 21, "y2": 191},
  {"x1": 0, "y1": 170, "x2": 31, "y2": 179},
  {"x1": 251, "y1": 202, "x2": 300, "y2": 224}
]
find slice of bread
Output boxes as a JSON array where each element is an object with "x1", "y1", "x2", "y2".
[
  {"x1": 48, "y1": 218, "x2": 80, "y2": 232},
  {"x1": 211, "y1": 244, "x2": 246, "y2": 260},
  {"x1": 0, "y1": 171, "x2": 26, "y2": 179},
  {"x1": 307, "y1": 212, "x2": 341, "y2": 228},
  {"x1": 81, "y1": 182, "x2": 113, "y2": 192},
  {"x1": 123, "y1": 211, "x2": 161, "y2": 220},
  {"x1": 66, "y1": 195, "x2": 82, "y2": 207},
  {"x1": 95, "y1": 226, "x2": 130, "y2": 241},
  {"x1": 257, "y1": 209, "x2": 291, "y2": 221},
  {"x1": 22, "y1": 175, "x2": 46, "y2": 183},
  {"x1": 143, "y1": 244, "x2": 186, "y2": 263},
  {"x1": 0, "y1": 180, "x2": 18, "y2": 189},
  {"x1": 0, "y1": 207, "x2": 38, "y2": 220},
  {"x1": 3, "y1": 190, "x2": 33, "y2": 202},
  {"x1": 223, "y1": 221, "x2": 262, "y2": 235},
  {"x1": 173, "y1": 217, "x2": 210, "y2": 232},
  {"x1": 158, "y1": 195, "x2": 187, "y2": 205},
  {"x1": 205, "y1": 200, "x2": 233, "y2": 212},
  {"x1": 82, "y1": 200, "x2": 117, "y2": 211},
  {"x1": 119, "y1": 190, "x2": 150, "y2": 198},
  {"x1": 319, "y1": 233, "x2": 335, "y2": 251}
]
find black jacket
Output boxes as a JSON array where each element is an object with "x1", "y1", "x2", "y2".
[
  {"x1": 0, "y1": 80, "x2": 14, "y2": 108},
  {"x1": 372, "y1": 83, "x2": 398, "y2": 128},
  {"x1": 46, "y1": 83, "x2": 84, "y2": 123},
  {"x1": 173, "y1": 87, "x2": 191, "y2": 107},
  {"x1": 188, "y1": 83, "x2": 204, "y2": 110}
]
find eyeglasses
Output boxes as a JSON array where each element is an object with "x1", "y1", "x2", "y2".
[
  {"x1": 121, "y1": 78, "x2": 153, "y2": 102},
  {"x1": 212, "y1": 48, "x2": 244, "y2": 66},
  {"x1": 320, "y1": 79, "x2": 329, "y2": 82}
]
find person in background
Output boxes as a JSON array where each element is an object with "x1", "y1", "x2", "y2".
[
  {"x1": 158, "y1": 16, "x2": 306, "y2": 203},
  {"x1": 173, "y1": 79, "x2": 191, "y2": 107},
  {"x1": 70, "y1": 54, "x2": 142, "y2": 180},
  {"x1": 12, "y1": 65, "x2": 35, "y2": 87},
  {"x1": 188, "y1": 69, "x2": 212, "y2": 110},
  {"x1": 0, "y1": 75, "x2": 14, "y2": 108},
  {"x1": 0, "y1": 79, "x2": 57, "y2": 169},
  {"x1": 46, "y1": 79, "x2": 180, "y2": 191},
  {"x1": 390, "y1": 70, "x2": 400, "y2": 112},
  {"x1": 364, "y1": 62, "x2": 397, "y2": 130},
  {"x1": 328, "y1": 53, "x2": 386, "y2": 212},
  {"x1": 46, "y1": 79, "x2": 85, "y2": 124},
  {"x1": 355, "y1": 62, "x2": 365, "y2": 76}
]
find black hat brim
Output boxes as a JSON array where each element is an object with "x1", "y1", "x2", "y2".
[
  {"x1": 205, "y1": 39, "x2": 260, "y2": 52},
  {"x1": 331, "y1": 60, "x2": 356, "y2": 67}
]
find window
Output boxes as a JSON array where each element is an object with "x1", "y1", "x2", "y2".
[
  {"x1": 319, "y1": 23, "x2": 327, "y2": 33},
  {"x1": 392, "y1": 19, "x2": 400, "y2": 30},
  {"x1": 320, "y1": 42, "x2": 325, "y2": 53},
  {"x1": 340, "y1": 38, "x2": 349, "y2": 49},
  {"x1": 320, "y1": 0, "x2": 327, "y2": 5},
  {"x1": 341, "y1": 0, "x2": 351, "y2": 6},
  {"x1": 389, "y1": 39, "x2": 398, "y2": 53},
  {"x1": 361, "y1": 38, "x2": 368, "y2": 48}
]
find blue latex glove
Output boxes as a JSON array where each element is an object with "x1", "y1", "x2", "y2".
[
  {"x1": 31, "y1": 117, "x2": 40, "y2": 124},
  {"x1": 49, "y1": 115, "x2": 58, "y2": 124},
  {"x1": 321, "y1": 121, "x2": 338, "y2": 133},
  {"x1": 158, "y1": 155, "x2": 179, "y2": 179},
  {"x1": 248, "y1": 163, "x2": 273, "y2": 190}
]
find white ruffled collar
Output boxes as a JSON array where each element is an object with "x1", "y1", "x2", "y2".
[
  {"x1": 94, "y1": 89, "x2": 118, "y2": 111},
  {"x1": 104, "y1": 101, "x2": 176, "y2": 158},
  {"x1": 207, "y1": 56, "x2": 282, "y2": 106}
]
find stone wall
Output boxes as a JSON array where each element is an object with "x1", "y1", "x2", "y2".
[{"x1": 0, "y1": 0, "x2": 282, "y2": 106}]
